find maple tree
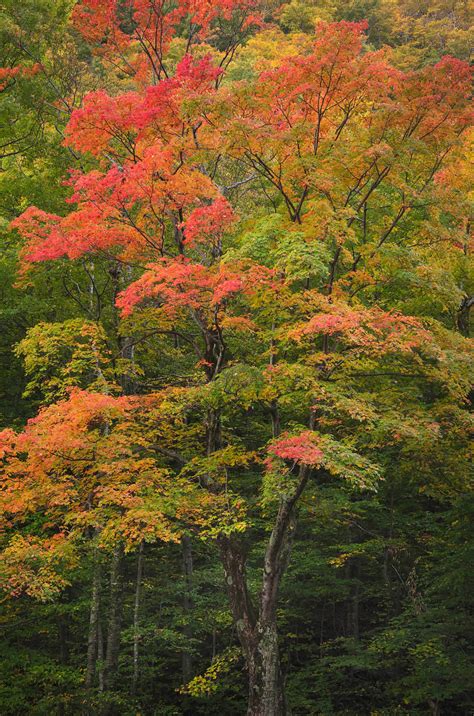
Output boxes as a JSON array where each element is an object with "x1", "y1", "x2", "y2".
[{"x1": 1, "y1": 2, "x2": 473, "y2": 715}]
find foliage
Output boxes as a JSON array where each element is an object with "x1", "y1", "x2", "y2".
[{"x1": 0, "y1": 1, "x2": 473, "y2": 714}]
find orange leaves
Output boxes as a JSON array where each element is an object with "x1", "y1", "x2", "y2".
[
  {"x1": 72, "y1": 0, "x2": 119, "y2": 45},
  {"x1": 0, "y1": 62, "x2": 41, "y2": 91},
  {"x1": 0, "y1": 384, "x2": 251, "y2": 576},
  {"x1": 0, "y1": 534, "x2": 77, "y2": 602},
  {"x1": 220, "y1": 20, "x2": 471, "y2": 230},
  {"x1": 290, "y1": 298, "x2": 432, "y2": 358},
  {"x1": 245, "y1": 21, "x2": 397, "y2": 138},
  {"x1": 0, "y1": 389, "x2": 187, "y2": 572},
  {"x1": 0, "y1": 65, "x2": 22, "y2": 90},
  {"x1": 0, "y1": 429, "x2": 16, "y2": 460},
  {"x1": 0, "y1": 390, "x2": 129, "y2": 495},
  {"x1": 395, "y1": 55, "x2": 473, "y2": 146}
]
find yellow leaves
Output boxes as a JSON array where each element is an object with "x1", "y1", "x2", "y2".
[
  {"x1": 179, "y1": 647, "x2": 240, "y2": 697},
  {"x1": 0, "y1": 534, "x2": 77, "y2": 602},
  {"x1": 239, "y1": 28, "x2": 313, "y2": 71},
  {"x1": 15, "y1": 319, "x2": 116, "y2": 402},
  {"x1": 180, "y1": 446, "x2": 258, "y2": 484}
]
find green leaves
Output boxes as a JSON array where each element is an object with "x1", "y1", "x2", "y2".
[{"x1": 15, "y1": 319, "x2": 116, "y2": 403}]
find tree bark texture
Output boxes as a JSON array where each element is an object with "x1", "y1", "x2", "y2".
[
  {"x1": 103, "y1": 544, "x2": 124, "y2": 692},
  {"x1": 181, "y1": 535, "x2": 194, "y2": 684},
  {"x1": 132, "y1": 541, "x2": 144, "y2": 695},
  {"x1": 219, "y1": 467, "x2": 309, "y2": 715},
  {"x1": 85, "y1": 556, "x2": 101, "y2": 689}
]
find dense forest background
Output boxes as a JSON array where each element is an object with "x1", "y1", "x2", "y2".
[{"x1": 0, "y1": 1, "x2": 472, "y2": 714}]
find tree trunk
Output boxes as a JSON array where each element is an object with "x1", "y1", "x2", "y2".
[
  {"x1": 181, "y1": 534, "x2": 194, "y2": 684},
  {"x1": 457, "y1": 295, "x2": 473, "y2": 337},
  {"x1": 219, "y1": 469, "x2": 308, "y2": 716},
  {"x1": 85, "y1": 556, "x2": 101, "y2": 688},
  {"x1": 247, "y1": 621, "x2": 287, "y2": 716},
  {"x1": 428, "y1": 698, "x2": 441, "y2": 716},
  {"x1": 352, "y1": 562, "x2": 360, "y2": 641},
  {"x1": 98, "y1": 619, "x2": 104, "y2": 692},
  {"x1": 103, "y1": 545, "x2": 123, "y2": 691},
  {"x1": 58, "y1": 615, "x2": 69, "y2": 665},
  {"x1": 131, "y1": 541, "x2": 144, "y2": 695}
]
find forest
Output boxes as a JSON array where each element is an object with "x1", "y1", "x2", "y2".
[{"x1": 0, "y1": 1, "x2": 472, "y2": 714}]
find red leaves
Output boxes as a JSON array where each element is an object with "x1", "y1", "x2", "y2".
[
  {"x1": 0, "y1": 63, "x2": 41, "y2": 91},
  {"x1": 65, "y1": 54, "x2": 221, "y2": 156},
  {"x1": 11, "y1": 151, "x2": 222, "y2": 264},
  {"x1": 175, "y1": 53, "x2": 223, "y2": 90},
  {"x1": 212, "y1": 278, "x2": 243, "y2": 304},
  {"x1": 116, "y1": 257, "x2": 266, "y2": 317},
  {"x1": 183, "y1": 197, "x2": 236, "y2": 247},
  {"x1": 10, "y1": 207, "x2": 61, "y2": 247},
  {"x1": 73, "y1": 0, "x2": 263, "y2": 84},
  {"x1": 64, "y1": 90, "x2": 143, "y2": 156},
  {"x1": 117, "y1": 259, "x2": 211, "y2": 317},
  {"x1": 12, "y1": 201, "x2": 139, "y2": 264},
  {"x1": 74, "y1": 0, "x2": 262, "y2": 41},
  {"x1": 268, "y1": 431, "x2": 323, "y2": 467},
  {"x1": 291, "y1": 300, "x2": 432, "y2": 357}
]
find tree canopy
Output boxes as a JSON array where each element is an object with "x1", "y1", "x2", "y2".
[{"x1": 0, "y1": 1, "x2": 472, "y2": 714}]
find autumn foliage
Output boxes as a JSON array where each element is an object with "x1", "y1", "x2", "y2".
[{"x1": 1, "y1": 2, "x2": 473, "y2": 714}]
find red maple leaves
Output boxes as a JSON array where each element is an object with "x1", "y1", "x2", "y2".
[
  {"x1": 268, "y1": 431, "x2": 324, "y2": 467},
  {"x1": 116, "y1": 257, "x2": 273, "y2": 318}
]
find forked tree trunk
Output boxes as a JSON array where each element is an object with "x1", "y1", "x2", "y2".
[
  {"x1": 219, "y1": 536, "x2": 289, "y2": 716},
  {"x1": 219, "y1": 468, "x2": 309, "y2": 715},
  {"x1": 204, "y1": 368, "x2": 309, "y2": 716}
]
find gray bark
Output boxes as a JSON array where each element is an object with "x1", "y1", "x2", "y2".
[
  {"x1": 98, "y1": 618, "x2": 104, "y2": 692},
  {"x1": 132, "y1": 542, "x2": 144, "y2": 695},
  {"x1": 85, "y1": 557, "x2": 101, "y2": 689},
  {"x1": 181, "y1": 535, "x2": 194, "y2": 684},
  {"x1": 103, "y1": 545, "x2": 124, "y2": 691},
  {"x1": 219, "y1": 469, "x2": 309, "y2": 715}
]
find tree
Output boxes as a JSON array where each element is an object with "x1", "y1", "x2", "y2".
[{"x1": 2, "y1": 3, "x2": 473, "y2": 714}]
